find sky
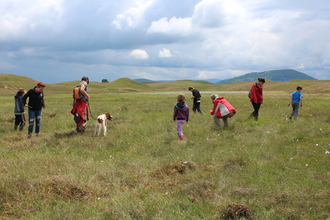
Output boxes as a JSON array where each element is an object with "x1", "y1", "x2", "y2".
[{"x1": 1, "y1": 0, "x2": 330, "y2": 83}]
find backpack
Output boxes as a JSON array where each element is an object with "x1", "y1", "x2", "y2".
[{"x1": 73, "y1": 84, "x2": 82, "y2": 100}]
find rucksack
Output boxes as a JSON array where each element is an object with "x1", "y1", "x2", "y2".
[{"x1": 73, "y1": 84, "x2": 82, "y2": 100}]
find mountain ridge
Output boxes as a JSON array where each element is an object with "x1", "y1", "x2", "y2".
[{"x1": 215, "y1": 69, "x2": 316, "y2": 84}]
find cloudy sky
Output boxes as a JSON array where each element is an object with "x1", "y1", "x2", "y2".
[{"x1": 1, "y1": 0, "x2": 329, "y2": 83}]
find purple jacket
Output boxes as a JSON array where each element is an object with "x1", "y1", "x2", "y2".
[{"x1": 173, "y1": 103, "x2": 189, "y2": 121}]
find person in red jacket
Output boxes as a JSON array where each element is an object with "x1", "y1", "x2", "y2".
[
  {"x1": 210, "y1": 94, "x2": 236, "y2": 130},
  {"x1": 249, "y1": 78, "x2": 265, "y2": 121}
]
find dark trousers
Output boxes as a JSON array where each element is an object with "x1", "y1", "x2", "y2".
[
  {"x1": 251, "y1": 102, "x2": 262, "y2": 121},
  {"x1": 193, "y1": 102, "x2": 203, "y2": 114}
]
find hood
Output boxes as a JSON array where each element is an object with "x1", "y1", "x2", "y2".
[{"x1": 175, "y1": 103, "x2": 188, "y2": 110}]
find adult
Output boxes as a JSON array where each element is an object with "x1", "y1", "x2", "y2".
[
  {"x1": 249, "y1": 78, "x2": 265, "y2": 121},
  {"x1": 71, "y1": 76, "x2": 90, "y2": 134},
  {"x1": 210, "y1": 94, "x2": 236, "y2": 129},
  {"x1": 188, "y1": 86, "x2": 203, "y2": 114},
  {"x1": 23, "y1": 82, "x2": 46, "y2": 138}
]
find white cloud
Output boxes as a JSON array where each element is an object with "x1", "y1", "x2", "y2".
[
  {"x1": 111, "y1": 0, "x2": 154, "y2": 30},
  {"x1": 129, "y1": 49, "x2": 149, "y2": 59},
  {"x1": 147, "y1": 17, "x2": 193, "y2": 35},
  {"x1": 158, "y1": 48, "x2": 172, "y2": 58}
]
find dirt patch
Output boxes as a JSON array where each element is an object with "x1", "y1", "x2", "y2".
[
  {"x1": 44, "y1": 175, "x2": 93, "y2": 200},
  {"x1": 152, "y1": 161, "x2": 196, "y2": 177},
  {"x1": 222, "y1": 203, "x2": 252, "y2": 219}
]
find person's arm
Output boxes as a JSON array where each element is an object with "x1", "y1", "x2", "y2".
[
  {"x1": 80, "y1": 83, "x2": 89, "y2": 100},
  {"x1": 288, "y1": 96, "x2": 292, "y2": 106},
  {"x1": 300, "y1": 96, "x2": 303, "y2": 107}
]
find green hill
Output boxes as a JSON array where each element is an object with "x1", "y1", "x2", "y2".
[{"x1": 216, "y1": 69, "x2": 317, "y2": 84}]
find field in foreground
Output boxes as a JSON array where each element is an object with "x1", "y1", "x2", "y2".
[{"x1": 0, "y1": 90, "x2": 329, "y2": 219}]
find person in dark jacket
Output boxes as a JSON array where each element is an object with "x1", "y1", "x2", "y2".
[
  {"x1": 173, "y1": 93, "x2": 189, "y2": 140},
  {"x1": 23, "y1": 82, "x2": 46, "y2": 138},
  {"x1": 249, "y1": 78, "x2": 265, "y2": 121},
  {"x1": 14, "y1": 88, "x2": 26, "y2": 131},
  {"x1": 189, "y1": 86, "x2": 203, "y2": 114}
]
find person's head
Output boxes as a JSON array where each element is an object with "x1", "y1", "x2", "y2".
[
  {"x1": 36, "y1": 82, "x2": 46, "y2": 92},
  {"x1": 296, "y1": 85, "x2": 303, "y2": 91},
  {"x1": 17, "y1": 88, "x2": 25, "y2": 95},
  {"x1": 188, "y1": 86, "x2": 194, "y2": 91},
  {"x1": 257, "y1": 78, "x2": 265, "y2": 86},
  {"x1": 82, "y1": 76, "x2": 89, "y2": 84},
  {"x1": 210, "y1": 94, "x2": 218, "y2": 102},
  {"x1": 177, "y1": 93, "x2": 186, "y2": 103}
]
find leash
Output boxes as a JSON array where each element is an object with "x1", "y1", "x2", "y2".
[{"x1": 87, "y1": 101, "x2": 97, "y2": 120}]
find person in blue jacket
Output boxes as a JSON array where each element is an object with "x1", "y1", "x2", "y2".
[{"x1": 288, "y1": 86, "x2": 303, "y2": 120}]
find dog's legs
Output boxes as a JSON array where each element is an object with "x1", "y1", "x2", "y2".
[
  {"x1": 103, "y1": 125, "x2": 107, "y2": 136},
  {"x1": 94, "y1": 123, "x2": 97, "y2": 136},
  {"x1": 97, "y1": 124, "x2": 102, "y2": 136}
]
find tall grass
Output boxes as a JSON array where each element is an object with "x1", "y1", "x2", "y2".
[{"x1": 0, "y1": 91, "x2": 329, "y2": 219}]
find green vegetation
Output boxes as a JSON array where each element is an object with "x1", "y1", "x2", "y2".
[
  {"x1": 216, "y1": 69, "x2": 317, "y2": 84},
  {"x1": 0, "y1": 74, "x2": 330, "y2": 219}
]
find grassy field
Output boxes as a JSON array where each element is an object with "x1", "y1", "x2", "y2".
[{"x1": 0, "y1": 75, "x2": 330, "y2": 219}]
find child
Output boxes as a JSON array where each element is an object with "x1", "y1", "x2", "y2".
[
  {"x1": 14, "y1": 88, "x2": 26, "y2": 131},
  {"x1": 173, "y1": 93, "x2": 189, "y2": 140},
  {"x1": 288, "y1": 86, "x2": 303, "y2": 120}
]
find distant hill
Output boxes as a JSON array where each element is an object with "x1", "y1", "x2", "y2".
[
  {"x1": 216, "y1": 69, "x2": 317, "y2": 84},
  {"x1": 134, "y1": 78, "x2": 221, "y2": 83}
]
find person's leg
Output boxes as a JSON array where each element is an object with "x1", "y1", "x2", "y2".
[
  {"x1": 14, "y1": 115, "x2": 20, "y2": 130},
  {"x1": 292, "y1": 103, "x2": 299, "y2": 119},
  {"x1": 222, "y1": 112, "x2": 235, "y2": 127},
  {"x1": 176, "y1": 120, "x2": 185, "y2": 139},
  {"x1": 35, "y1": 110, "x2": 42, "y2": 134},
  {"x1": 196, "y1": 102, "x2": 203, "y2": 114},
  {"x1": 28, "y1": 110, "x2": 36, "y2": 137},
  {"x1": 192, "y1": 102, "x2": 197, "y2": 113},
  {"x1": 252, "y1": 102, "x2": 261, "y2": 121},
  {"x1": 213, "y1": 115, "x2": 222, "y2": 129}
]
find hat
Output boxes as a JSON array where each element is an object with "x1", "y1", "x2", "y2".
[
  {"x1": 37, "y1": 81, "x2": 46, "y2": 87},
  {"x1": 18, "y1": 88, "x2": 25, "y2": 93},
  {"x1": 82, "y1": 76, "x2": 89, "y2": 84}
]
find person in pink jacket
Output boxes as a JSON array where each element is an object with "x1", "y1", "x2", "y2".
[
  {"x1": 210, "y1": 94, "x2": 236, "y2": 130},
  {"x1": 249, "y1": 78, "x2": 265, "y2": 121}
]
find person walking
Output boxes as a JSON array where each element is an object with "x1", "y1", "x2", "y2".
[
  {"x1": 23, "y1": 82, "x2": 46, "y2": 138},
  {"x1": 288, "y1": 86, "x2": 303, "y2": 120},
  {"x1": 210, "y1": 94, "x2": 236, "y2": 129},
  {"x1": 249, "y1": 78, "x2": 265, "y2": 121},
  {"x1": 14, "y1": 88, "x2": 26, "y2": 131},
  {"x1": 71, "y1": 76, "x2": 90, "y2": 134},
  {"x1": 173, "y1": 93, "x2": 189, "y2": 140},
  {"x1": 188, "y1": 86, "x2": 203, "y2": 114}
]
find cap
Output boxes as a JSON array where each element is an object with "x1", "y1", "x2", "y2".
[
  {"x1": 37, "y1": 82, "x2": 46, "y2": 87},
  {"x1": 82, "y1": 76, "x2": 89, "y2": 82},
  {"x1": 18, "y1": 88, "x2": 25, "y2": 93}
]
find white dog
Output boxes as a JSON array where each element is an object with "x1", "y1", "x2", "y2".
[{"x1": 94, "y1": 113, "x2": 113, "y2": 136}]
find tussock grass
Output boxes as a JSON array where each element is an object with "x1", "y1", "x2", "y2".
[{"x1": 0, "y1": 87, "x2": 329, "y2": 219}]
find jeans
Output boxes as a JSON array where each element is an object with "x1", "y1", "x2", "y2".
[
  {"x1": 291, "y1": 102, "x2": 300, "y2": 119},
  {"x1": 28, "y1": 109, "x2": 42, "y2": 134}
]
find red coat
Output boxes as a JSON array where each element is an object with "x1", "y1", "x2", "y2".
[
  {"x1": 250, "y1": 83, "x2": 263, "y2": 103},
  {"x1": 210, "y1": 97, "x2": 236, "y2": 118}
]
